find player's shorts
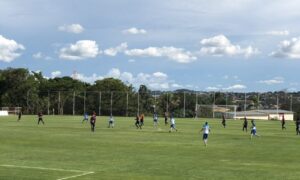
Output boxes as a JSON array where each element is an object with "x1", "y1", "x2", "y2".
[
  {"x1": 154, "y1": 119, "x2": 157, "y2": 122},
  {"x1": 203, "y1": 133, "x2": 208, "y2": 140},
  {"x1": 170, "y1": 124, "x2": 175, "y2": 128},
  {"x1": 251, "y1": 129, "x2": 256, "y2": 135},
  {"x1": 109, "y1": 121, "x2": 113, "y2": 124}
]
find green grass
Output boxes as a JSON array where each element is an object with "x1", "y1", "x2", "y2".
[{"x1": 0, "y1": 115, "x2": 299, "y2": 180}]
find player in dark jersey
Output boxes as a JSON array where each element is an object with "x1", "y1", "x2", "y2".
[
  {"x1": 90, "y1": 112, "x2": 96, "y2": 132},
  {"x1": 164, "y1": 112, "x2": 168, "y2": 125},
  {"x1": 17, "y1": 111, "x2": 22, "y2": 121},
  {"x1": 281, "y1": 115, "x2": 286, "y2": 130},
  {"x1": 221, "y1": 114, "x2": 226, "y2": 128},
  {"x1": 243, "y1": 117, "x2": 248, "y2": 132},
  {"x1": 296, "y1": 117, "x2": 300, "y2": 135},
  {"x1": 37, "y1": 112, "x2": 45, "y2": 125},
  {"x1": 135, "y1": 114, "x2": 140, "y2": 129}
]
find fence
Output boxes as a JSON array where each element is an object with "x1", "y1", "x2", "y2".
[{"x1": 24, "y1": 91, "x2": 300, "y2": 118}]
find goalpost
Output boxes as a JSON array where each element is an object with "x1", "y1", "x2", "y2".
[{"x1": 196, "y1": 104, "x2": 237, "y2": 119}]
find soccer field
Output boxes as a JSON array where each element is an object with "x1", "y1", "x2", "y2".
[{"x1": 0, "y1": 115, "x2": 299, "y2": 180}]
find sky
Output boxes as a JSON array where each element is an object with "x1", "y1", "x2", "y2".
[{"x1": 1, "y1": 0, "x2": 300, "y2": 92}]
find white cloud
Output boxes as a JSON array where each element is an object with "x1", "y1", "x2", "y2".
[
  {"x1": 206, "y1": 86, "x2": 219, "y2": 91},
  {"x1": 75, "y1": 73, "x2": 104, "y2": 83},
  {"x1": 153, "y1": 72, "x2": 168, "y2": 80},
  {"x1": 122, "y1": 27, "x2": 147, "y2": 35},
  {"x1": 33, "y1": 52, "x2": 52, "y2": 60},
  {"x1": 259, "y1": 77, "x2": 284, "y2": 85},
  {"x1": 125, "y1": 46, "x2": 197, "y2": 63},
  {"x1": 58, "y1": 24, "x2": 84, "y2": 34},
  {"x1": 266, "y1": 30, "x2": 289, "y2": 36},
  {"x1": 171, "y1": 83, "x2": 183, "y2": 88},
  {"x1": 71, "y1": 68, "x2": 182, "y2": 90},
  {"x1": 270, "y1": 37, "x2": 300, "y2": 58},
  {"x1": 59, "y1": 40, "x2": 99, "y2": 60},
  {"x1": 224, "y1": 84, "x2": 247, "y2": 90},
  {"x1": 128, "y1": 59, "x2": 135, "y2": 63},
  {"x1": 200, "y1": 34, "x2": 259, "y2": 58},
  {"x1": 104, "y1": 42, "x2": 128, "y2": 56},
  {"x1": 0, "y1": 35, "x2": 25, "y2": 62},
  {"x1": 223, "y1": 75, "x2": 229, "y2": 79},
  {"x1": 33, "y1": 52, "x2": 42, "y2": 59},
  {"x1": 107, "y1": 68, "x2": 121, "y2": 79},
  {"x1": 51, "y1": 71, "x2": 61, "y2": 78}
]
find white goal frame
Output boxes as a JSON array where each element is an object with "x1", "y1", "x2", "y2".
[{"x1": 196, "y1": 104, "x2": 237, "y2": 119}]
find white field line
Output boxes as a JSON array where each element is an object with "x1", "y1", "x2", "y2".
[
  {"x1": 57, "y1": 171, "x2": 94, "y2": 180},
  {"x1": 0, "y1": 164, "x2": 94, "y2": 180}
]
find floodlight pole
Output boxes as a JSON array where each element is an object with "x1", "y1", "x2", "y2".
[
  {"x1": 154, "y1": 91, "x2": 156, "y2": 113},
  {"x1": 126, "y1": 92, "x2": 128, "y2": 117},
  {"x1": 195, "y1": 92, "x2": 198, "y2": 119},
  {"x1": 213, "y1": 92, "x2": 216, "y2": 119},
  {"x1": 277, "y1": 94, "x2": 279, "y2": 115},
  {"x1": 73, "y1": 91, "x2": 75, "y2": 116},
  {"x1": 83, "y1": 91, "x2": 86, "y2": 114},
  {"x1": 26, "y1": 90, "x2": 29, "y2": 114},
  {"x1": 99, "y1": 91, "x2": 101, "y2": 116},
  {"x1": 183, "y1": 91, "x2": 186, "y2": 118},
  {"x1": 257, "y1": 92, "x2": 260, "y2": 110},
  {"x1": 290, "y1": 94, "x2": 293, "y2": 112},
  {"x1": 47, "y1": 91, "x2": 50, "y2": 115},
  {"x1": 244, "y1": 92, "x2": 247, "y2": 117},
  {"x1": 58, "y1": 91, "x2": 61, "y2": 115},
  {"x1": 166, "y1": 92, "x2": 169, "y2": 113},
  {"x1": 110, "y1": 91, "x2": 113, "y2": 115},
  {"x1": 137, "y1": 92, "x2": 140, "y2": 115}
]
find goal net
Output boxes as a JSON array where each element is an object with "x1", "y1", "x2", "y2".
[{"x1": 196, "y1": 104, "x2": 237, "y2": 119}]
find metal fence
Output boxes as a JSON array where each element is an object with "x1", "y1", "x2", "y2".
[{"x1": 25, "y1": 91, "x2": 300, "y2": 118}]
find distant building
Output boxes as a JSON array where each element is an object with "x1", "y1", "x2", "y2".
[{"x1": 226, "y1": 109, "x2": 294, "y2": 121}]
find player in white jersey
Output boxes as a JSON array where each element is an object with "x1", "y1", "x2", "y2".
[
  {"x1": 169, "y1": 116, "x2": 177, "y2": 132},
  {"x1": 108, "y1": 114, "x2": 114, "y2": 128},
  {"x1": 153, "y1": 112, "x2": 158, "y2": 128},
  {"x1": 250, "y1": 125, "x2": 260, "y2": 139},
  {"x1": 201, "y1": 122, "x2": 211, "y2": 147}
]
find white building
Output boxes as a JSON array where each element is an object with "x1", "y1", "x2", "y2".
[{"x1": 226, "y1": 109, "x2": 294, "y2": 121}]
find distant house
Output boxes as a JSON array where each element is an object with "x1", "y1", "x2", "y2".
[{"x1": 226, "y1": 109, "x2": 294, "y2": 121}]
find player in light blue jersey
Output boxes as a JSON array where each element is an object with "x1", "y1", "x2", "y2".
[
  {"x1": 82, "y1": 113, "x2": 88, "y2": 123},
  {"x1": 201, "y1": 122, "x2": 211, "y2": 147},
  {"x1": 153, "y1": 112, "x2": 158, "y2": 128},
  {"x1": 108, "y1": 114, "x2": 114, "y2": 128}
]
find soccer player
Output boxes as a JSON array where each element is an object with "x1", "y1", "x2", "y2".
[
  {"x1": 201, "y1": 122, "x2": 211, "y2": 147},
  {"x1": 250, "y1": 124, "x2": 260, "y2": 139},
  {"x1": 139, "y1": 114, "x2": 144, "y2": 127},
  {"x1": 17, "y1": 111, "x2": 22, "y2": 121},
  {"x1": 251, "y1": 119, "x2": 255, "y2": 127},
  {"x1": 164, "y1": 112, "x2": 168, "y2": 125},
  {"x1": 90, "y1": 112, "x2": 96, "y2": 132},
  {"x1": 108, "y1": 114, "x2": 114, "y2": 128},
  {"x1": 221, "y1": 114, "x2": 226, "y2": 128},
  {"x1": 169, "y1": 115, "x2": 177, "y2": 132},
  {"x1": 37, "y1": 112, "x2": 45, "y2": 125},
  {"x1": 281, "y1": 115, "x2": 286, "y2": 130},
  {"x1": 82, "y1": 112, "x2": 88, "y2": 123},
  {"x1": 134, "y1": 114, "x2": 141, "y2": 129},
  {"x1": 296, "y1": 117, "x2": 300, "y2": 135},
  {"x1": 153, "y1": 112, "x2": 158, "y2": 128},
  {"x1": 243, "y1": 117, "x2": 248, "y2": 132}
]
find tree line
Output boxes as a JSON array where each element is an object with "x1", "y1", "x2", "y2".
[{"x1": 1, "y1": 68, "x2": 300, "y2": 118}]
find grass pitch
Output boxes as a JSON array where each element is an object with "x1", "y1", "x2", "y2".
[{"x1": 0, "y1": 115, "x2": 299, "y2": 180}]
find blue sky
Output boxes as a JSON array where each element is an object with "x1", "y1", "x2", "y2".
[{"x1": 1, "y1": 0, "x2": 300, "y2": 92}]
